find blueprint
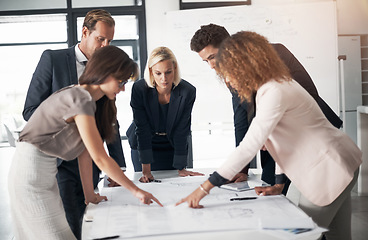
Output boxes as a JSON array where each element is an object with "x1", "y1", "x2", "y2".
[{"x1": 88, "y1": 175, "x2": 319, "y2": 239}]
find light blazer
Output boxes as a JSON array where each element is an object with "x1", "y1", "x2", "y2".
[
  {"x1": 232, "y1": 43, "x2": 342, "y2": 147},
  {"x1": 218, "y1": 80, "x2": 362, "y2": 207},
  {"x1": 22, "y1": 46, "x2": 126, "y2": 168},
  {"x1": 127, "y1": 78, "x2": 196, "y2": 170}
]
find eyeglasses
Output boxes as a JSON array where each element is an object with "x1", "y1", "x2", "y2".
[{"x1": 118, "y1": 79, "x2": 128, "y2": 88}]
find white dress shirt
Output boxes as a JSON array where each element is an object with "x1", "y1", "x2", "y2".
[{"x1": 75, "y1": 44, "x2": 88, "y2": 80}]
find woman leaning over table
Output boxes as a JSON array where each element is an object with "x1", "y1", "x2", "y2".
[
  {"x1": 176, "y1": 31, "x2": 361, "y2": 240},
  {"x1": 8, "y1": 45, "x2": 162, "y2": 240},
  {"x1": 126, "y1": 46, "x2": 203, "y2": 182}
]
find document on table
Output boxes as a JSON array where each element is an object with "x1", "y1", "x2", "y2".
[
  {"x1": 220, "y1": 179, "x2": 270, "y2": 191},
  {"x1": 88, "y1": 175, "x2": 321, "y2": 239}
]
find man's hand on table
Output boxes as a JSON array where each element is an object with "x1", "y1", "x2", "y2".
[
  {"x1": 229, "y1": 172, "x2": 248, "y2": 182},
  {"x1": 254, "y1": 183, "x2": 285, "y2": 196},
  {"x1": 178, "y1": 169, "x2": 204, "y2": 177},
  {"x1": 107, "y1": 177, "x2": 120, "y2": 187}
]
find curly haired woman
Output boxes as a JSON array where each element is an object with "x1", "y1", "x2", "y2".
[{"x1": 177, "y1": 31, "x2": 361, "y2": 240}]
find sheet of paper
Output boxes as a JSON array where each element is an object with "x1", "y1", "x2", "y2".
[
  {"x1": 220, "y1": 179, "x2": 270, "y2": 191},
  {"x1": 88, "y1": 175, "x2": 316, "y2": 239},
  {"x1": 263, "y1": 226, "x2": 327, "y2": 240}
]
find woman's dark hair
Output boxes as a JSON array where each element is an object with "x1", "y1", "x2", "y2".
[{"x1": 79, "y1": 45, "x2": 139, "y2": 143}]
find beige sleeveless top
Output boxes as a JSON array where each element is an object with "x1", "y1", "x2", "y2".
[{"x1": 19, "y1": 85, "x2": 96, "y2": 160}]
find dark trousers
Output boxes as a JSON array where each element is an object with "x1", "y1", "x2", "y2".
[
  {"x1": 260, "y1": 150, "x2": 291, "y2": 195},
  {"x1": 56, "y1": 159, "x2": 100, "y2": 240},
  {"x1": 131, "y1": 148, "x2": 176, "y2": 172},
  {"x1": 131, "y1": 135, "x2": 176, "y2": 172}
]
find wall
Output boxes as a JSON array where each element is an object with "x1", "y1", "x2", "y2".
[
  {"x1": 164, "y1": 1, "x2": 339, "y2": 124},
  {"x1": 144, "y1": 0, "x2": 368, "y2": 125},
  {"x1": 337, "y1": 0, "x2": 368, "y2": 35},
  {"x1": 144, "y1": 0, "x2": 368, "y2": 51},
  {"x1": 144, "y1": 0, "x2": 179, "y2": 54}
]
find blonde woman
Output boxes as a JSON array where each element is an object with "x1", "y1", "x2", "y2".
[
  {"x1": 126, "y1": 47, "x2": 203, "y2": 182},
  {"x1": 177, "y1": 32, "x2": 361, "y2": 240}
]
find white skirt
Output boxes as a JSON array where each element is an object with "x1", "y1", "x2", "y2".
[{"x1": 8, "y1": 142, "x2": 76, "y2": 240}]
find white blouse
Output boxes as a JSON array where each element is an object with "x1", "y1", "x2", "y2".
[{"x1": 217, "y1": 79, "x2": 362, "y2": 206}]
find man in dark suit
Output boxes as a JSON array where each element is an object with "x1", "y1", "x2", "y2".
[
  {"x1": 190, "y1": 24, "x2": 342, "y2": 195},
  {"x1": 22, "y1": 9, "x2": 126, "y2": 239}
]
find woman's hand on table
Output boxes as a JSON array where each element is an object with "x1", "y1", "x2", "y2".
[
  {"x1": 178, "y1": 169, "x2": 204, "y2": 177},
  {"x1": 254, "y1": 183, "x2": 284, "y2": 196},
  {"x1": 135, "y1": 189, "x2": 163, "y2": 207},
  {"x1": 175, "y1": 187, "x2": 206, "y2": 208},
  {"x1": 176, "y1": 180, "x2": 214, "y2": 208},
  {"x1": 84, "y1": 192, "x2": 107, "y2": 205}
]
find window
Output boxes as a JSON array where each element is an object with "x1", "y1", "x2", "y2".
[
  {"x1": 0, "y1": 14, "x2": 68, "y2": 141},
  {"x1": 0, "y1": 4, "x2": 147, "y2": 143}
]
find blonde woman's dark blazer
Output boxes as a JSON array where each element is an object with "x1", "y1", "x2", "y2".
[{"x1": 127, "y1": 78, "x2": 196, "y2": 170}]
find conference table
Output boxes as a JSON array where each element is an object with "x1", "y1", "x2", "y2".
[{"x1": 82, "y1": 169, "x2": 324, "y2": 240}]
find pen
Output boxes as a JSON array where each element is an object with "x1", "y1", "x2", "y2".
[
  {"x1": 230, "y1": 197, "x2": 257, "y2": 201},
  {"x1": 150, "y1": 179, "x2": 161, "y2": 183},
  {"x1": 93, "y1": 235, "x2": 120, "y2": 240}
]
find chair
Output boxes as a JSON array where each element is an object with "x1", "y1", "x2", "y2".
[{"x1": 4, "y1": 124, "x2": 16, "y2": 147}]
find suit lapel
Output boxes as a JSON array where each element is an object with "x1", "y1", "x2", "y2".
[
  {"x1": 66, "y1": 46, "x2": 78, "y2": 85},
  {"x1": 148, "y1": 88, "x2": 160, "y2": 131},
  {"x1": 167, "y1": 86, "x2": 182, "y2": 134}
]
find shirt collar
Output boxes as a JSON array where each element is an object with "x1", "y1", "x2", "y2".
[{"x1": 75, "y1": 44, "x2": 88, "y2": 64}]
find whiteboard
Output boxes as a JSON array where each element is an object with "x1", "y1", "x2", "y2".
[{"x1": 164, "y1": 1, "x2": 339, "y2": 124}]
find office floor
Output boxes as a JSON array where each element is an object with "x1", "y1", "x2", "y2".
[{"x1": 0, "y1": 131, "x2": 368, "y2": 239}]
